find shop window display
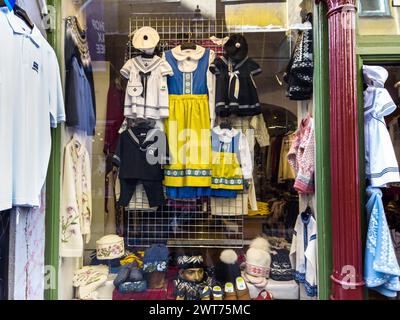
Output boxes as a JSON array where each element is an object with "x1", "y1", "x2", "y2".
[
  {"x1": 362, "y1": 65, "x2": 400, "y2": 299},
  {"x1": 55, "y1": 0, "x2": 317, "y2": 301}
]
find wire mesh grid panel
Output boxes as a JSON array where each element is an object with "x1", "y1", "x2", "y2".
[
  {"x1": 125, "y1": 15, "x2": 248, "y2": 249},
  {"x1": 128, "y1": 14, "x2": 244, "y2": 58},
  {"x1": 126, "y1": 193, "x2": 245, "y2": 249}
]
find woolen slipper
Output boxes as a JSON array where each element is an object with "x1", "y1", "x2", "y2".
[
  {"x1": 224, "y1": 282, "x2": 237, "y2": 300},
  {"x1": 235, "y1": 277, "x2": 251, "y2": 300},
  {"x1": 212, "y1": 286, "x2": 224, "y2": 300},
  {"x1": 200, "y1": 286, "x2": 211, "y2": 300}
]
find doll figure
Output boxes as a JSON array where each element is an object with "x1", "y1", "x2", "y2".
[{"x1": 173, "y1": 254, "x2": 215, "y2": 300}]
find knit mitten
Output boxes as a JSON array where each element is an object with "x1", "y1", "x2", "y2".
[
  {"x1": 129, "y1": 268, "x2": 144, "y2": 282},
  {"x1": 113, "y1": 263, "x2": 134, "y2": 287}
]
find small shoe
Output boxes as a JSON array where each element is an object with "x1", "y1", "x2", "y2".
[
  {"x1": 212, "y1": 286, "x2": 223, "y2": 300},
  {"x1": 200, "y1": 286, "x2": 211, "y2": 300},
  {"x1": 235, "y1": 277, "x2": 251, "y2": 300},
  {"x1": 255, "y1": 290, "x2": 273, "y2": 300},
  {"x1": 224, "y1": 282, "x2": 237, "y2": 300}
]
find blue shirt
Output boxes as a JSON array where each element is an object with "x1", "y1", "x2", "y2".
[{"x1": 65, "y1": 56, "x2": 96, "y2": 135}]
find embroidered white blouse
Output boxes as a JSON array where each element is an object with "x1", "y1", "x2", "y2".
[{"x1": 60, "y1": 136, "x2": 92, "y2": 258}]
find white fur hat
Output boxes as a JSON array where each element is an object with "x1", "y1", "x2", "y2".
[
  {"x1": 249, "y1": 237, "x2": 271, "y2": 254},
  {"x1": 132, "y1": 26, "x2": 160, "y2": 51}
]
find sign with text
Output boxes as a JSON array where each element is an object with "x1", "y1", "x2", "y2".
[{"x1": 85, "y1": 0, "x2": 106, "y2": 63}]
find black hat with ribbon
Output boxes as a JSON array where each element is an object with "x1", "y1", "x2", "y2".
[{"x1": 224, "y1": 34, "x2": 248, "y2": 61}]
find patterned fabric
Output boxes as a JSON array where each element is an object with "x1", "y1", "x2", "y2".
[
  {"x1": 365, "y1": 187, "x2": 400, "y2": 297},
  {"x1": 173, "y1": 273, "x2": 215, "y2": 300},
  {"x1": 284, "y1": 23, "x2": 313, "y2": 101},
  {"x1": 270, "y1": 249, "x2": 294, "y2": 282},
  {"x1": 118, "y1": 281, "x2": 147, "y2": 294},
  {"x1": 143, "y1": 244, "x2": 169, "y2": 273},
  {"x1": 177, "y1": 255, "x2": 204, "y2": 269},
  {"x1": 287, "y1": 114, "x2": 315, "y2": 194},
  {"x1": 73, "y1": 265, "x2": 109, "y2": 299},
  {"x1": 245, "y1": 263, "x2": 268, "y2": 278},
  {"x1": 11, "y1": 188, "x2": 46, "y2": 300}
]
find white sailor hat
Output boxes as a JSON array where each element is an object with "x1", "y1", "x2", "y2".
[{"x1": 132, "y1": 26, "x2": 160, "y2": 51}]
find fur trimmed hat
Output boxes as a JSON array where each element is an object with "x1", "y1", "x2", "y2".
[
  {"x1": 224, "y1": 34, "x2": 248, "y2": 61},
  {"x1": 214, "y1": 249, "x2": 241, "y2": 285}
]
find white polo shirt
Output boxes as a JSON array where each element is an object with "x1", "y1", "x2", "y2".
[{"x1": 0, "y1": 8, "x2": 65, "y2": 211}]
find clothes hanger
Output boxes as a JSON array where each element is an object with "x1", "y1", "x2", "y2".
[
  {"x1": 13, "y1": 4, "x2": 34, "y2": 29},
  {"x1": 180, "y1": 31, "x2": 197, "y2": 50}
]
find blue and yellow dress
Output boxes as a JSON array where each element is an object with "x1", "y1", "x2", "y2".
[
  {"x1": 211, "y1": 127, "x2": 245, "y2": 198},
  {"x1": 164, "y1": 46, "x2": 213, "y2": 198}
]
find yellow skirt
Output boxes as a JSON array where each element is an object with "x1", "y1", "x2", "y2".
[
  {"x1": 164, "y1": 95, "x2": 212, "y2": 187},
  {"x1": 211, "y1": 151, "x2": 244, "y2": 191}
]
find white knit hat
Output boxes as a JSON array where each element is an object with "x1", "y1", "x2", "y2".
[
  {"x1": 245, "y1": 248, "x2": 271, "y2": 278},
  {"x1": 132, "y1": 26, "x2": 160, "y2": 51}
]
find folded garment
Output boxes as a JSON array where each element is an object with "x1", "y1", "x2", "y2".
[
  {"x1": 73, "y1": 265, "x2": 109, "y2": 299},
  {"x1": 118, "y1": 281, "x2": 147, "y2": 294}
]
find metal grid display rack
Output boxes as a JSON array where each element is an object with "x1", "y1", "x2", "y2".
[{"x1": 125, "y1": 12, "x2": 251, "y2": 249}]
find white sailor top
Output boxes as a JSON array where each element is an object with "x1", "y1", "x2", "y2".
[
  {"x1": 363, "y1": 65, "x2": 400, "y2": 187},
  {"x1": 121, "y1": 55, "x2": 173, "y2": 120}
]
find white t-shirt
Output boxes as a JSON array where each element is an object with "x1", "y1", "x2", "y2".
[{"x1": 0, "y1": 8, "x2": 65, "y2": 211}]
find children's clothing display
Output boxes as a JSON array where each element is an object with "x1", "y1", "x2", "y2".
[
  {"x1": 211, "y1": 126, "x2": 253, "y2": 197},
  {"x1": 60, "y1": 136, "x2": 92, "y2": 258},
  {"x1": 290, "y1": 211, "x2": 317, "y2": 298},
  {"x1": 113, "y1": 126, "x2": 169, "y2": 207},
  {"x1": 365, "y1": 187, "x2": 400, "y2": 297},
  {"x1": 211, "y1": 56, "x2": 262, "y2": 117},
  {"x1": 163, "y1": 45, "x2": 216, "y2": 199},
  {"x1": 121, "y1": 55, "x2": 173, "y2": 120},
  {"x1": 363, "y1": 65, "x2": 400, "y2": 187},
  {"x1": 287, "y1": 114, "x2": 315, "y2": 194}
]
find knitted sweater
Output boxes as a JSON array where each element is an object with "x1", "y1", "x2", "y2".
[{"x1": 287, "y1": 114, "x2": 315, "y2": 194}]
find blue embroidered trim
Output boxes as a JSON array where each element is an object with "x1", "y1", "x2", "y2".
[
  {"x1": 165, "y1": 169, "x2": 212, "y2": 177},
  {"x1": 294, "y1": 271, "x2": 318, "y2": 297},
  {"x1": 310, "y1": 234, "x2": 317, "y2": 241},
  {"x1": 367, "y1": 167, "x2": 399, "y2": 179},
  {"x1": 212, "y1": 177, "x2": 243, "y2": 186}
]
